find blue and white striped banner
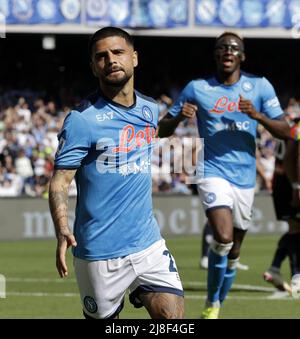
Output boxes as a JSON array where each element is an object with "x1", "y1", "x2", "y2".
[
  {"x1": 195, "y1": 0, "x2": 300, "y2": 28},
  {"x1": 1, "y1": 0, "x2": 299, "y2": 28}
]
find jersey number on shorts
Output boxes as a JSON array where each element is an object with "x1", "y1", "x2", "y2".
[{"x1": 163, "y1": 250, "x2": 177, "y2": 272}]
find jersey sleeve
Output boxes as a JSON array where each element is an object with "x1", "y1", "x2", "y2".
[
  {"x1": 168, "y1": 81, "x2": 195, "y2": 117},
  {"x1": 260, "y1": 77, "x2": 284, "y2": 119},
  {"x1": 54, "y1": 111, "x2": 91, "y2": 169}
]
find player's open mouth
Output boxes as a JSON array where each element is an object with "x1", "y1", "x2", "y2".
[{"x1": 221, "y1": 57, "x2": 234, "y2": 67}]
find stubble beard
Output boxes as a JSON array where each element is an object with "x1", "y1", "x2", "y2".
[{"x1": 102, "y1": 72, "x2": 132, "y2": 88}]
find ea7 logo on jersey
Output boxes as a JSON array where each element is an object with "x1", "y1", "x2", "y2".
[{"x1": 96, "y1": 111, "x2": 114, "y2": 122}]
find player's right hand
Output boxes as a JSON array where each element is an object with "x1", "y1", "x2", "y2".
[
  {"x1": 56, "y1": 233, "x2": 77, "y2": 278},
  {"x1": 179, "y1": 102, "x2": 198, "y2": 119}
]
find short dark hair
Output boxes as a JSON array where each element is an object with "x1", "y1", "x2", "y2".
[
  {"x1": 88, "y1": 26, "x2": 134, "y2": 58},
  {"x1": 215, "y1": 31, "x2": 244, "y2": 50}
]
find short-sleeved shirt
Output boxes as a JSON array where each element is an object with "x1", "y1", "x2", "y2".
[
  {"x1": 55, "y1": 90, "x2": 161, "y2": 260},
  {"x1": 169, "y1": 72, "x2": 284, "y2": 188}
]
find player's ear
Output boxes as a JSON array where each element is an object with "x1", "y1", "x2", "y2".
[
  {"x1": 241, "y1": 52, "x2": 246, "y2": 63},
  {"x1": 133, "y1": 51, "x2": 138, "y2": 68}
]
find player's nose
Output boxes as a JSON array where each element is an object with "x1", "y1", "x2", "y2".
[{"x1": 106, "y1": 51, "x2": 117, "y2": 64}]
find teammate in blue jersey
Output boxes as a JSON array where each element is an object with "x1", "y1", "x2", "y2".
[
  {"x1": 158, "y1": 32, "x2": 290, "y2": 319},
  {"x1": 49, "y1": 27, "x2": 184, "y2": 319}
]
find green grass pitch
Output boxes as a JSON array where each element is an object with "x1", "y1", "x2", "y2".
[{"x1": 0, "y1": 235, "x2": 299, "y2": 319}]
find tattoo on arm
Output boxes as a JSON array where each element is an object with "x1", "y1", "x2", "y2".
[{"x1": 49, "y1": 170, "x2": 76, "y2": 238}]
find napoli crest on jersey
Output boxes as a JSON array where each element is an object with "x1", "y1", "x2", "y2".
[
  {"x1": 242, "y1": 81, "x2": 254, "y2": 92},
  {"x1": 205, "y1": 192, "x2": 217, "y2": 204},
  {"x1": 84, "y1": 296, "x2": 98, "y2": 314},
  {"x1": 142, "y1": 106, "x2": 153, "y2": 122}
]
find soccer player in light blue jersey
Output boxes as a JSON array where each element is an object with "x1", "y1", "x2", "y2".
[
  {"x1": 49, "y1": 27, "x2": 184, "y2": 319},
  {"x1": 158, "y1": 32, "x2": 290, "y2": 319}
]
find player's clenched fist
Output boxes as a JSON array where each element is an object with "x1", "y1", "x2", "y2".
[
  {"x1": 180, "y1": 102, "x2": 198, "y2": 119},
  {"x1": 239, "y1": 95, "x2": 260, "y2": 120}
]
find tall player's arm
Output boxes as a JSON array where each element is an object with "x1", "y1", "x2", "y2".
[
  {"x1": 49, "y1": 169, "x2": 77, "y2": 278},
  {"x1": 252, "y1": 112, "x2": 289, "y2": 140},
  {"x1": 239, "y1": 78, "x2": 290, "y2": 140},
  {"x1": 285, "y1": 122, "x2": 300, "y2": 205},
  {"x1": 49, "y1": 111, "x2": 91, "y2": 277},
  {"x1": 158, "y1": 82, "x2": 197, "y2": 138}
]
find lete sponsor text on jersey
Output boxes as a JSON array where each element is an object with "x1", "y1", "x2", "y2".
[
  {"x1": 112, "y1": 124, "x2": 156, "y2": 153},
  {"x1": 209, "y1": 96, "x2": 242, "y2": 114}
]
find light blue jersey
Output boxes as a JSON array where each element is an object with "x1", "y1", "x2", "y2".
[
  {"x1": 169, "y1": 72, "x2": 284, "y2": 188},
  {"x1": 55, "y1": 91, "x2": 162, "y2": 260}
]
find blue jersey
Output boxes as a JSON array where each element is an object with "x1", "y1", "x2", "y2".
[
  {"x1": 55, "y1": 91, "x2": 162, "y2": 260},
  {"x1": 169, "y1": 72, "x2": 284, "y2": 188}
]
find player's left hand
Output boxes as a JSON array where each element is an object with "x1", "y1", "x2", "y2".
[
  {"x1": 56, "y1": 233, "x2": 77, "y2": 278},
  {"x1": 239, "y1": 95, "x2": 261, "y2": 120}
]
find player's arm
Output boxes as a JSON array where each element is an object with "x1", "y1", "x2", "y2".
[
  {"x1": 239, "y1": 95, "x2": 289, "y2": 140},
  {"x1": 256, "y1": 149, "x2": 272, "y2": 192},
  {"x1": 158, "y1": 103, "x2": 197, "y2": 138},
  {"x1": 285, "y1": 123, "x2": 300, "y2": 206},
  {"x1": 49, "y1": 111, "x2": 90, "y2": 277},
  {"x1": 253, "y1": 113, "x2": 289, "y2": 140},
  {"x1": 157, "y1": 81, "x2": 197, "y2": 138},
  {"x1": 240, "y1": 78, "x2": 290, "y2": 139},
  {"x1": 49, "y1": 169, "x2": 77, "y2": 278}
]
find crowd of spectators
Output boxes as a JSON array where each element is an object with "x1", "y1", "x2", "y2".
[
  {"x1": 0, "y1": 94, "x2": 73, "y2": 198},
  {"x1": 0, "y1": 92, "x2": 299, "y2": 198}
]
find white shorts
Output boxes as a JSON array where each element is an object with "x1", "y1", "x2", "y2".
[
  {"x1": 198, "y1": 177, "x2": 255, "y2": 231},
  {"x1": 73, "y1": 239, "x2": 183, "y2": 319}
]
